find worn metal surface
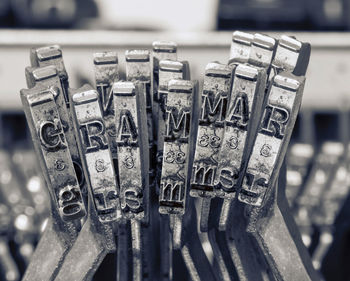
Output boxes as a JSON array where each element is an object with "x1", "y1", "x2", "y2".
[
  {"x1": 113, "y1": 81, "x2": 150, "y2": 280},
  {"x1": 16, "y1": 33, "x2": 321, "y2": 281},
  {"x1": 269, "y1": 35, "x2": 311, "y2": 80},
  {"x1": 21, "y1": 89, "x2": 86, "y2": 221},
  {"x1": 92, "y1": 51, "x2": 123, "y2": 281},
  {"x1": 156, "y1": 60, "x2": 186, "y2": 177},
  {"x1": 240, "y1": 73, "x2": 320, "y2": 280},
  {"x1": 20, "y1": 87, "x2": 82, "y2": 281},
  {"x1": 215, "y1": 64, "x2": 266, "y2": 200},
  {"x1": 93, "y1": 51, "x2": 119, "y2": 161},
  {"x1": 239, "y1": 73, "x2": 305, "y2": 207},
  {"x1": 126, "y1": 49, "x2": 153, "y2": 152},
  {"x1": 70, "y1": 86, "x2": 119, "y2": 223},
  {"x1": 159, "y1": 79, "x2": 196, "y2": 216},
  {"x1": 218, "y1": 32, "x2": 276, "y2": 232},
  {"x1": 125, "y1": 51, "x2": 157, "y2": 281},
  {"x1": 29, "y1": 47, "x2": 83, "y2": 196},
  {"x1": 229, "y1": 31, "x2": 254, "y2": 65},
  {"x1": 248, "y1": 33, "x2": 276, "y2": 70},
  {"x1": 190, "y1": 62, "x2": 233, "y2": 199},
  {"x1": 151, "y1": 42, "x2": 177, "y2": 281},
  {"x1": 54, "y1": 85, "x2": 119, "y2": 281},
  {"x1": 114, "y1": 82, "x2": 148, "y2": 222},
  {"x1": 30, "y1": 45, "x2": 70, "y2": 105},
  {"x1": 25, "y1": 65, "x2": 87, "y2": 199},
  {"x1": 188, "y1": 62, "x2": 234, "y2": 280}
]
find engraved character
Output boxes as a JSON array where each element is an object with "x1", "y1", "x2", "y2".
[
  {"x1": 79, "y1": 120, "x2": 108, "y2": 152},
  {"x1": 199, "y1": 90, "x2": 227, "y2": 125},
  {"x1": 227, "y1": 92, "x2": 249, "y2": 130},
  {"x1": 165, "y1": 107, "x2": 190, "y2": 140},
  {"x1": 122, "y1": 188, "x2": 143, "y2": 212},
  {"x1": 160, "y1": 181, "x2": 183, "y2": 205},
  {"x1": 260, "y1": 105, "x2": 290, "y2": 139},
  {"x1": 241, "y1": 172, "x2": 269, "y2": 198},
  {"x1": 94, "y1": 189, "x2": 118, "y2": 214},
  {"x1": 39, "y1": 118, "x2": 67, "y2": 150},
  {"x1": 217, "y1": 167, "x2": 239, "y2": 192},
  {"x1": 116, "y1": 110, "x2": 138, "y2": 145},
  {"x1": 97, "y1": 83, "x2": 113, "y2": 115},
  {"x1": 191, "y1": 164, "x2": 217, "y2": 188},
  {"x1": 58, "y1": 185, "x2": 84, "y2": 220}
]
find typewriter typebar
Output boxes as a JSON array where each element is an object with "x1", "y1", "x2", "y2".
[
  {"x1": 25, "y1": 65, "x2": 87, "y2": 197},
  {"x1": 156, "y1": 60, "x2": 187, "y2": 179},
  {"x1": 71, "y1": 86, "x2": 120, "y2": 223},
  {"x1": 21, "y1": 87, "x2": 86, "y2": 222},
  {"x1": 54, "y1": 86, "x2": 120, "y2": 281},
  {"x1": 248, "y1": 33, "x2": 276, "y2": 70},
  {"x1": 151, "y1": 41, "x2": 177, "y2": 138},
  {"x1": 214, "y1": 64, "x2": 266, "y2": 199},
  {"x1": 269, "y1": 35, "x2": 311, "y2": 81},
  {"x1": 125, "y1": 49, "x2": 153, "y2": 154},
  {"x1": 229, "y1": 31, "x2": 254, "y2": 65},
  {"x1": 30, "y1": 45, "x2": 69, "y2": 104},
  {"x1": 113, "y1": 81, "x2": 149, "y2": 222},
  {"x1": 20, "y1": 87, "x2": 85, "y2": 281},
  {"x1": 190, "y1": 62, "x2": 233, "y2": 198},
  {"x1": 159, "y1": 79, "x2": 197, "y2": 215},
  {"x1": 93, "y1": 52, "x2": 119, "y2": 161},
  {"x1": 152, "y1": 41, "x2": 177, "y2": 72},
  {"x1": 239, "y1": 73, "x2": 305, "y2": 206}
]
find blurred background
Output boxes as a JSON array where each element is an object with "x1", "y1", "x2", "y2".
[{"x1": 0, "y1": 0, "x2": 350, "y2": 280}]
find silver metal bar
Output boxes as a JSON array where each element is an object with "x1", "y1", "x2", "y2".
[
  {"x1": 215, "y1": 64, "x2": 267, "y2": 201},
  {"x1": 21, "y1": 87, "x2": 85, "y2": 281},
  {"x1": 229, "y1": 31, "x2": 254, "y2": 65},
  {"x1": 125, "y1": 50, "x2": 157, "y2": 280},
  {"x1": 113, "y1": 81, "x2": 150, "y2": 280},
  {"x1": 190, "y1": 62, "x2": 233, "y2": 201},
  {"x1": 30, "y1": 45, "x2": 70, "y2": 105},
  {"x1": 156, "y1": 60, "x2": 186, "y2": 279},
  {"x1": 159, "y1": 79, "x2": 195, "y2": 216},
  {"x1": 188, "y1": 62, "x2": 235, "y2": 280},
  {"x1": 269, "y1": 35, "x2": 311, "y2": 79},
  {"x1": 25, "y1": 65, "x2": 87, "y2": 200},
  {"x1": 241, "y1": 73, "x2": 320, "y2": 280},
  {"x1": 241, "y1": 73, "x2": 304, "y2": 208},
  {"x1": 92, "y1": 51, "x2": 124, "y2": 281},
  {"x1": 115, "y1": 76, "x2": 149, "y2": 224},
  {"x1": 156, "y1": 60, "x2": 186, "y2": 169},
  {"x1": 248, "y1": 33, "x2": 276, "y2": 70},
  {"x1": 54, "y1": 86, "x2": 120, "y2": 281},
  {"x1": 151, "y1": 42, "x2": 177, "y2": 281},
  {"x1": 218, "y1": 33, "x2": 277, "y2": 232},
  {"x1": 93, "y1": 51, "x2": 119, "y2": 161},
  {"x1": 158, "y1": 79, "x2": 216, "y2": 279}
]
